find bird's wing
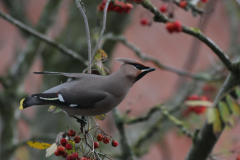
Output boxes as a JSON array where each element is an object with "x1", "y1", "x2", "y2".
[
  {"x1": 59, "y1": 88, "x2": 108, "y2": 108},
  {"x1": 32, "y1": 90, "x2": 108, "y2": 109},
  {"x1": 34, "y1": 71, "x2": 83, "y2": 78}
]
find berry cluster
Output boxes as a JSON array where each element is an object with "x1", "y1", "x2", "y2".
[
  {"x1": 54, "y1": 129, "x2": 83, "y2": 159},
  {"x1": 165, "y1": 21, "x2": 182, "y2": 33},
  {"x1": 54, "y1": 129, "x2": 118, "y2": 160},
  {"x1": 183, "y1": 95, "x2": 209, "y2": 116},
  {"x1": 95, "y1": 134, "x2": 118, "y2": 148},
  {"x1": 98, "y1": 0, "x2": 133, "y2": 13}
]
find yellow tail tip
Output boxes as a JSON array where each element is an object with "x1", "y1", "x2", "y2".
[{"x1": 19, "y1": 98, "x2": 25, "y2": 110}]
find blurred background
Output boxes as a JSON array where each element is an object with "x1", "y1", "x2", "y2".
[{"x1": 0, "y1": 0, "x2": 240, "y2": 160}]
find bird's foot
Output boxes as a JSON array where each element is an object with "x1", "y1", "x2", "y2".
[
  {"x1": 77, "y1": 118, "x2": 87, "y2": 125},
  {"x1": 73, "y1": 116, "x2": 87, "y2": 125}
]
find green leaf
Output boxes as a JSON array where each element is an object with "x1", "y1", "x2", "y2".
[
  {"x1": 218, "y1": 101, "x2": 233, "y2": 126},
  {"x1": 95, "y1": 114, "x2": 106, "y2": 120},
  {"x1": 65, "y1": 141, "x2": 76, "y2": 155},
  {"x1": 235, "y1": 87, "x2": 240, "y2": 100},
  {"x1": 226, "y1": 95, "x2": 240, "y2": 117},
  {"x1": 189, "y1": 27, "x2": 202, "y2": 34},
  {"x1": 207, "y1": 108, "x2": 216, "y2": 124},
  {"x1": 213, "y1": 109, "x2": 221, "y2": 135}
]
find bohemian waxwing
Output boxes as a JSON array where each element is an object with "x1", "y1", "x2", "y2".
[{"x1": 19, "y1": 58, "x2": 155, "y2": 118}]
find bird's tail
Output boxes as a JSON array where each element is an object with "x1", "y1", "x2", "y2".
[{"x1": 19, "y1": 97, "x2": 44, "y2": 110}]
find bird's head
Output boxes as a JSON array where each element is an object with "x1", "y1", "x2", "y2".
[{"x1": 116, "y1": 58, "x2": 156, "y2": 82}]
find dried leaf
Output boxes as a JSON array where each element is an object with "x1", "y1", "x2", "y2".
[
  {"x1": 48, "y1": 105, "x2": 56, "y2": 112},
  {"x1": 53, "y1": 107, "x2": 62, "y2": 114},
  {"x1": 94, "y1": 49, "x2": 108, "y2": 62},
  {"x1": 95, "y1": 114, "x2": 106, "y2": 120},
  {"x1": 185, "y1": 100, "x2": 212, "y2": 107},
  {"x1": 46, "y1": 143, "x2": 57, "y2": 157},
  {"x1": 27, "y1": 141, "x2": 51, "y2": 150}
]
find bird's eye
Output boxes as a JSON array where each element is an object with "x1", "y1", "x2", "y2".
[{"x1": 134, "y1": 64, "x2": 142, "y2": 70}]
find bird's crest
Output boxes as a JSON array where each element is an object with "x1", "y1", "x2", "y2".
[{"x1": 115, "y1": 58, "x2": 146, "y2": 67}]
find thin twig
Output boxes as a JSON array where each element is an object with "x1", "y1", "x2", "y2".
[
  {"x1": 75, "y1": 0, "x2": 92, "y2": 73},
  {"x1": 125, "y1": 104, "x2": 162, "y2": 124},
  {"x1": 0, "y1": 9, "x2": 87, "y2": 65},
  {"x1": 91, "y1": 0, "x2": 111, "y2": 61},
  {"x1": 235, "y1": 0, "x2": 240, "y2": 7},
  {"x1": 103, "y1": 33, "x2": 210, "y2": 81}
]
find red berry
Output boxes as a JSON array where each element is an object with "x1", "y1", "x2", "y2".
[
  {"x1": 97, "y1": 134, "x2": 103, "y2": 141},
  {"x1": 80, "y1": 157, "x2": 87, "y2": 160},
  {"x1": 179, "y1": 1, "x2": 187, "y2": 8},
  {"x1": 173, "y1": 20, "x2": 182, "y2": 32},
  {"x1": 159, "y1": 5, "x2": 167, "y2": 13},
  {"x1": 65, "y1": 143, "x2": 73, "y2": 150},
  {"x1": 140, "y1": 18, "x2": 148, "y2": 26},
  {"x1": 94, "y1": 142, "x2": 99, "y2": 149},
  {"x1": 201, "y1": 0, "x2": 208, "y2": 2},
  {"x1": 57, "y1": 146, "x2": 65, "y2": 153},
  {"x1": 112, "y1": 140, "x2": 119, "y2": 147},
  {"x1": 187, "y1": 95, "x2": 199, "y2": 100},
  {"x1": 62, "y1": 151, "x2": 68, "y2": 158},
  {"x1": 134, "y1": 0, "x2": 142, "y2": 2},
  {"x1": 74, "y1": 136, "x2": 81, "y2": 143},
  {"x1": 68, "y1": 129, "x2": 76, "y2": 136},
  {"x1": 125, "y1": 3, "x2": 133, "y2": 13},
  {"x1": 103, "y1": 137, "x2": 110, "y2": 144},
  {"x1": 54, "y1": 150, "x2": 62, "y2": 156},
  {"x1": 66, "y1": 155, "x2": 74, "y2": 160},
  {"x1": 166, "y1": 22, "x2": 175, "y2": 33},
  {"x1": 61, "y1": 138, "x2": 68, "y2": 147},
  {"x1": 71, "y1": 153, "x2": 78, "y2": 158}
]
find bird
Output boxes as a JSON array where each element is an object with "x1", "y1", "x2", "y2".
[{"x1": 19, "y1": 58, "x2": 156, "y2": 120}]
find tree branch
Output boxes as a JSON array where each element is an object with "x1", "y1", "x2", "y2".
[
  {"x1": 103, "y1": 33, "x2": 210, "y2": 81},
  {"x1": 0, "y1": 10, "x2": 87, "y2": 65},
  {"x1": 185, "y1": 62, "x2": 240, "y2": 160},
  {"x1": 113, "y1": 108, "x2": 135, "y2": 160},
  {"x1": 125, "y1": 104, "x2": 162, "y2": 124},
  {"x1": 75, "y1": 0, "x2": 92, "y2": 73},
  {"x1": 91, "y1": 0, "x2": 111, "y2": 61},
  {"x1": 139, "y1": 0, "x2": 233, "y2": 72}
]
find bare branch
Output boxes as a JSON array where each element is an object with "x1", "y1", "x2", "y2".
[
  {"x1": 125, "y1": 104, "x2": 162, "y2": 124},
  {"x1": 0, "y1": 10, "x2": 87, "y2": 65},
  {"x1": 91, "y1": 0, "x2": 111, "y2": 61},
  {"x1": 75, "y1": 0, "x2": 92, "y2": 73}
]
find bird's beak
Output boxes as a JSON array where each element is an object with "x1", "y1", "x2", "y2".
[{"x1": 142, "y1": 67, "x2": 156, "y2": 73}]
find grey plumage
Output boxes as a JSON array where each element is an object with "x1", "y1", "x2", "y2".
[{"x1": 19, "y1": 58, "x2": 155, "y2": 117}]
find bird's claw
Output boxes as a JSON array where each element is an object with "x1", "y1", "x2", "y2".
[{"x1": 77, "y1": 118, "x2": 87, "y2": 125}]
